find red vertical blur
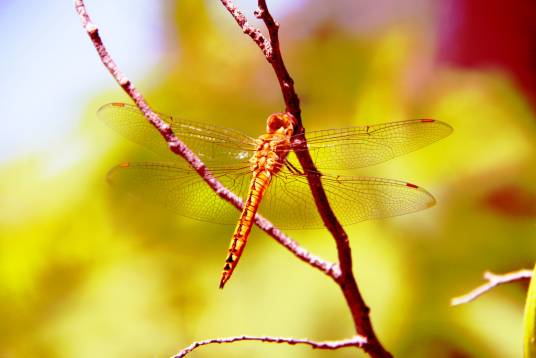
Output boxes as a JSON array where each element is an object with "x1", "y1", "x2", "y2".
[{"x1": 437, "y1": 0, "x2": 536, "y2": 111}]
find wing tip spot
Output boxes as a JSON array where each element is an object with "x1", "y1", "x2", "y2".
[
  {"x1": 111, "y1": 102, "x2": 126, "y2": 107},
  {"x1": 406, "y1": 182, "x2": 419, "y2": 189},
  {"x1": 420, "y1": 119, "x2": 435, "y2": 123},
  {"x1": 119, "y1": 162, "x2": 130, "y2": 168}
]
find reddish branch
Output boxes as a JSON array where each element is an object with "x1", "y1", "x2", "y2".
[
  {"x1": 74, "y1": 0, "x2": 337, "y2": 278},
  {"x1": 221, "y1": 1, "x2": 392, "y2": 357},
  {"x1": 451, "y1": 269, "x2": 533, "y2": 306},
  {"x1": 222, "y1": 0, "x2": 301, "y2": 121},
  {"x1": 76, "y1": 0, "x2": 389, "y2": 356},
  {"x1": 172, "y1": 335, "x2": 367, "y2": 358}
]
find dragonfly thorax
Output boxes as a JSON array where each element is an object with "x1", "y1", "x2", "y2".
[
  {"x1": 250, "y1": 137, "x2": 289, "y2": 174},
  {"x1": 249, "y1": 114, "x2": 295, "y2": 174}
]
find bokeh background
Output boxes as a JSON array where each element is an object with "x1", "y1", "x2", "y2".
[{"x1": 1, "y1": 0, "x2": 535, "y2": 357}]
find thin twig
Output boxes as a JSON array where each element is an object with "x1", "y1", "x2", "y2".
[
  {"x1": 255, "y1": 0, "x2": 301, "y2": 118},
  {"x1": 219, "y1": 0, "x2": 272, "y2": 58},
  {"x1": 451, "y1": 269, "x2": 533, "y2": 306},
  {"x1": 172, "y1": 335, "x2": 367, "y2": 358},
  {"x1": 74, "y1": 0, "x2": 338, "y2": 279},
  {"x1": 220, "y1": 1, "x2": 393, "y2": 357}
]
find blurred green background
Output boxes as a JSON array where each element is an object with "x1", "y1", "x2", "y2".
[{"x1": 1, "y1": 1, "x2": 535, "y2": 357}]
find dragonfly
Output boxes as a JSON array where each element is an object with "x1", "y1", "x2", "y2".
[{"x1": 99, "y1": 103, "x2": 452, "y2": 288}]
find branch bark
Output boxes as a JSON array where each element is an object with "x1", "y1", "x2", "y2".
[
  {"x1": 221, "y1": 1, "x2": 392, "y2": 357},
  {"x1": 451, "y1": 269, "x2": 533, "y2": 306}
]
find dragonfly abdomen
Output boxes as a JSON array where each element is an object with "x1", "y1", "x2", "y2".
[
  {"x1": 219, "y1": 117, "x2": 295, "y2": 288},
  {"x1": 219, "y1": 169, "x2": 272, "y2": 288}
]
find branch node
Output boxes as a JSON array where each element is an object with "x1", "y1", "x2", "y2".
[
  {"x1": 118, "y1": 76, "x2": 129, "y2": 86},
  {"x1": 86, "y1": 23, "x2": 98, "y2": 34}
]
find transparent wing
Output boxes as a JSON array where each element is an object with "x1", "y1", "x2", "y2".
[
  {"x1": 107, "y1": 161, "x2": 252, "y2": 225},
  {"x1": 259, "y1": 171, "x2": 436, "y2": 229},
  {"x1": 98, "y1": 103, "x2": 257, "y2": 164},
  {"x1": 107, "y1": 161, "x2": 436, "y2": 229},
  {"x1": 290, "y1": 119, "x2": 452, "y2": 170}
]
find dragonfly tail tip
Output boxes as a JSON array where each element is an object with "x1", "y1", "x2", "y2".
[{"x1": 219, "y1": 274, "x2": 228, "y2": 289}]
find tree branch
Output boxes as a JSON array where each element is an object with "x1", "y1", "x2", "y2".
[
  {"x1": 172, "y1": 335, "x2": 367, "y2": 358},
  {"x1": 77, "y1": 1, "x2": 392, "y2": 357},
  {"x1": 220, "y1": 1, "x2": 392, "y2": 357},
  {"x1": 451, "y1": 269, "x2": 533, "y2": 306},
  {"x1": 74, "y1": 0, "x2": 338, "y2": 280}
]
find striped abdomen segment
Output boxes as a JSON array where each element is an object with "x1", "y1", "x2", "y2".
[{"x1": 219, "y1": 170, "x2": 272, "y2": 288}]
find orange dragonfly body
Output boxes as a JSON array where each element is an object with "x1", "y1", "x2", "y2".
[{"x1": 99, "y1": 103, "x2": 452, "y2": 288}]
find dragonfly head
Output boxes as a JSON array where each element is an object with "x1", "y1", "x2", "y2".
[{"x1": 266, "y1": 112, "x2": 297, "y2": 136}]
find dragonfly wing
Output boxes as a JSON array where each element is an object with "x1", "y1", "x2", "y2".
[
  {"x1": 258, "y1": 171, "x2": 436, "y2": 229},
  {"x1": 107, "y1": 161, "x2": 252, "y2": 225},
  {"x1": 259, "y1": 171, "x2": 324, "y2": 229},
  {"x1": 98, "y1": 103, "x2": 257, "y2": 164},
  {"x1": 291, "y1": 119, "x2": 452, "y2": 170}
]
